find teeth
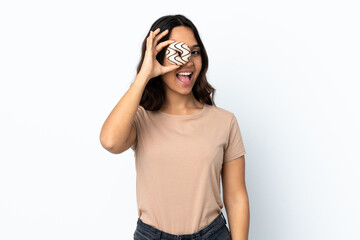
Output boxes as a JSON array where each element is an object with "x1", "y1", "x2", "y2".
[{"x1": 177, "y1": 72, "x2": 192, "y2": 76}]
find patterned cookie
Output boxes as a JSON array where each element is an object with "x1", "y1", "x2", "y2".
[{"x1": 166, "y1": 42, "x2": 191, "y2": 65}]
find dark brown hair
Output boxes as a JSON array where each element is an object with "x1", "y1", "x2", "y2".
[{"x1": 134, "y1": 14, "x2": 216, "y2": 111}]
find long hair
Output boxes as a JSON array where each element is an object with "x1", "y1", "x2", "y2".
[{"x1": 134, "y1": 14, "x2": 216, "y2": 111}]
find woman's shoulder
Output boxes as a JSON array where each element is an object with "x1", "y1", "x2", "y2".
[
  {"x1": 207, "y1": 104, "x2": 235, "y2": 117},
  {"x1": 205, "y1": 104, "x2": 236, "y2": 124}
]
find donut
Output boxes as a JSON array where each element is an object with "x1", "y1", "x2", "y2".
[{"x1": 166, "y1": 42, "x2": 191, "y2": 65}]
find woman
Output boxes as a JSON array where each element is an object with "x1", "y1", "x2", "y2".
[{"x1": 100, "y1": 14, "x2": 249, "y2": 240}]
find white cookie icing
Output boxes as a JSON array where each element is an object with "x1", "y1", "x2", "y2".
[{"x1": 166, "y1": 42, "x2": 191, "y2": 65}]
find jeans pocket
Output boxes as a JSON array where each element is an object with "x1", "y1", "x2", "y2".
[{"x1": 208, "y1": 225, "x2": 231, "y2": 240}]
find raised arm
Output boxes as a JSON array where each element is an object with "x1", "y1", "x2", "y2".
[{"x1": 99, "y1": 28, "x2": 179, "y2": 154}]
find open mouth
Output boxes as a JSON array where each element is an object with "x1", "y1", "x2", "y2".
[{"x1": 176, "y1": 72, "x2": 193, "y2": 85}]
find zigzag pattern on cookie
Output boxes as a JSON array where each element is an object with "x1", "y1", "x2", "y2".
[{"x1": 166, "y1": 42, "x2": 191, "y2": 65}]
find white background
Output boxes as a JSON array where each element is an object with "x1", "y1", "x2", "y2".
[{"x1": 1, "y1": 0, "x2": 359, "y2": 239}]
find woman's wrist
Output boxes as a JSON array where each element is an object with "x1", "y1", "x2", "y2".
[{"x1": 136, "y1": 71, "x2": 151, "y2": 84}]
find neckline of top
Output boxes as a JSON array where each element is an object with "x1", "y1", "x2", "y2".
[{"x1": 157, "y1": 104, "x2": 208, "y2": 118}]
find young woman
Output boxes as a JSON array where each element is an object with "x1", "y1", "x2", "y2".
[{"x1": 100, "y1": 14, "x2": 249, "y2": 240}]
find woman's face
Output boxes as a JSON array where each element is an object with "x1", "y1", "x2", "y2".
[{"x1": 161, "y1": 26, "x2": 202, "y2": 95}]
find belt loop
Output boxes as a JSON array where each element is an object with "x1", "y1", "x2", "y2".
[
  {"x1": 156, "y1": 231, "x2": 162, "y2": 239},
  {"x1": 221, "y1": 212, "x2": 227, "y2": 224}
]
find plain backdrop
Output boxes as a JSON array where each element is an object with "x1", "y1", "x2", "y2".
[{"x1": 1, "y1": 0, "x2": 359, "y2": 239}]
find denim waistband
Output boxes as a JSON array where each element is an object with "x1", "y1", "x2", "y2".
[{"x1": 136, "y1": 212, "x2": 227, "y2": 240}]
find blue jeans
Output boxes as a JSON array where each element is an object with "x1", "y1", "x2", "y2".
[{"x1": 133, "y1": 212, "x2": 232, "y2": 240}]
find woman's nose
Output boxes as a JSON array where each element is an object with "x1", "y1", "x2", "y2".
[{"x1": 184, "y1": 57, "x2": 194, "y2": 67}]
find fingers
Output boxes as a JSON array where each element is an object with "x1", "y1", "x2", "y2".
[
  {"x1": 146, "y1": 28, "x2": 165, "y2": 53},
  {"x1": 146, "y1": 30, "x2": 154, "y2": 53},
  {"x1": 155, "y1": 39, "x2": 175, "y2": 54},
  {"x1": 147, "y1": 28, "x2": 174, "y2": 56},
  {"x1": 144, "y1": 28, "x2": 178, "y2": 78},
  {"x1": 153, "y1": 28, "x2": 161, "y2": 35},
  {"x1": 153, "y1": 28, "x2": 169, "y2": 46}
]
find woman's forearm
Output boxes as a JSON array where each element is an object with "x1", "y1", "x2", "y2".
[
  {"x1": 226, "y1": 197, "x2": 250, "y2": 240},
  {"x1": 99, "y1": 73, "x2": 148, "y2": 153}
]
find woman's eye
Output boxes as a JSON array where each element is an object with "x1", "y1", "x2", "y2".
[{"x1": 192, "y1": 50, "x2": 200, "y2": 55}]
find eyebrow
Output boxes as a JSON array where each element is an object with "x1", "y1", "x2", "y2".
[{"x1": 191, "y1": 44, "x2": 200, "y2": 49}]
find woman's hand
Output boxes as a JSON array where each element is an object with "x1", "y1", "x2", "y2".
[{"x1": 138, "y1": 28, "x2": 180, "y2": 81}]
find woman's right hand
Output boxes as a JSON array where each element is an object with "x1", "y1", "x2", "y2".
[{"x1": 138, "y1": 28, "x2": 180, "y2": 81}]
